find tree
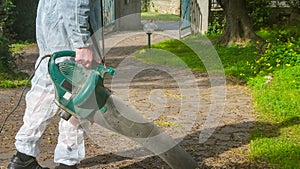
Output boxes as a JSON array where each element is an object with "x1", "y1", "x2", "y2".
[
  {"x1": 216, "y1": 0, "x2": 264, "y2": 46},
  {"x1": 0, "y1": 0, "x2": 16, "y2": 71}
]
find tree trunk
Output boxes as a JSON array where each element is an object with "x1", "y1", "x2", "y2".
[{"x1": 219, "y1": 0, "x2": 264, "y2": 46}]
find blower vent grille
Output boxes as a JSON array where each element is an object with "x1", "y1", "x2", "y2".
[{"x1": 57, "y1": 62, "x2": 89, "y2": 84}]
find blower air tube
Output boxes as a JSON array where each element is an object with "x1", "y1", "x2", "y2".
[{"x1": 88, "y1": 95, "x2": 197, "y2": 169}]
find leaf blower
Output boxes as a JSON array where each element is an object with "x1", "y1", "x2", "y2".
[{"x1": 48, "y1": 50, "x2": 197, "y2": 169}]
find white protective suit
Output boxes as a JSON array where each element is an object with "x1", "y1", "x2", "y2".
[{"x1": 15, "y1": 0, "x2": 102, "y2": 166}]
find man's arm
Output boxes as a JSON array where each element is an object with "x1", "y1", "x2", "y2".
[{"x1": 64, "y1": 0, "x2": 100, "y2": 67}]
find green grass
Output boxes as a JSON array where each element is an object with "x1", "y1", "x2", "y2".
[
  {"x1": 141, "y1": 12, "x2": 179, "y2": 22},
  {"x1": 250, "y1": 117, "x2": 300, "y2": 168},
  {"x1": 135, "y1": 38, "x2": 205, "y2": 71},
  {"x1": 0, "y1": 70, "x2": 29, "y2": 88},
  {"x1": 249, "y1": 66, "x2": 300, "y2": 118},
  {"x1": 0, "y1": 79, "x2": 28, "y2": 88},
  {"x1": 250, "y1": 136, "x2": 300, "y2": 168},
  {"x1": 214, "y1": 44, "x2": 259, "y2": 81},
  {"x1": 248, "y1": 66, "x2": 300, "y2": 168},
  {"x1": 9, "y1": 41, "x2": 35, "y2": 54},
  {"x1": 247, "y1": 24, "x2": 300, "y2": 168},
  {"x1": 134, "y1": 35, "x2": 258, "y2": 81}
]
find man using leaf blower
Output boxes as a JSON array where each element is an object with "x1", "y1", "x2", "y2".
[
  {"x1": 7, "y1": 0, "x2": 198, "y2": 169},
  {"x1": 7, "y1": 0, "x2": 102, "y2": 168}
]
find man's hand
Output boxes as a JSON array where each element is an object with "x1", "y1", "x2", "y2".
[{"x1": 75, "y1": 48, "x2": 100, "y2": 68}]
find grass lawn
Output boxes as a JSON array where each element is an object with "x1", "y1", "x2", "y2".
[
  {"x1": 249, "y1": 66, "x2": 300, "y2": 168},
  {"x1": 141, "y1": 12, "x2": 180, "y2": 22},
  {"x1": 135, "y1": 34, "x2": 259, "y2": 80}
]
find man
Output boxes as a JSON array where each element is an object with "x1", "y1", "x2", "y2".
[{"x1": 8, "y1": 0, "x2": 103, "y2": 168}]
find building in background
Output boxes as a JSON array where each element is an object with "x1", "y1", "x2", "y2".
[
  {"x1": 145, "y1": 0, "x2": 209, "y2": 36},
  {"x1": 115, "y1": 0, "x2": 142, "y2": 31}
]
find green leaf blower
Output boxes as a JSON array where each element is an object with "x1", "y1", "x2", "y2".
[{"x1": 48, "y1": 50, "x2": 197, "y2": 169}]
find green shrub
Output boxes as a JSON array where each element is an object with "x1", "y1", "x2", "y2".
[
  {"x1": 245, "y1": 27, "x2": 300, "y2": 78},
  {"x1": 207, "y1": 11, "x2": 225, "y2": 36},
  {"x1": 286, "y1": 0, "x2": 300, "y2": 9},
  {"x1": 141, "y1": 0, "x2": 151, "y2": 12}
]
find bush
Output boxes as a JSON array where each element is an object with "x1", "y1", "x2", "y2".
[
  {"x1": 244, "y1": 27, "x2": 300, "y2": 78},
  {"x1": 207, "y1": 11, "x2": 225, "y2": 36},
  {"x1": 141, "y1": 0, "x2": 151, "y2": 12}
]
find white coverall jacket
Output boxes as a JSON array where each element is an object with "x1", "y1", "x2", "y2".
[{"x1": 15, "y1": 0, "x2": 102, "y2": 165}]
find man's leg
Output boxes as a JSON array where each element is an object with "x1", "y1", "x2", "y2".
[
  {"x1": 54, "y1": 117, "x2": 85, "y2": 169},
  {"x1": 9, "y1": 60, "x2": 56, "y2": 169}
]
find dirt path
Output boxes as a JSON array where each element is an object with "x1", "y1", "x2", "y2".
[{"x1": 0, "y1": 30, "x2": 259, "y2": 169}]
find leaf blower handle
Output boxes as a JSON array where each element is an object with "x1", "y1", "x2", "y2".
[{"x1": 50, "y1": 50, "x2": 76, "y2": 61}]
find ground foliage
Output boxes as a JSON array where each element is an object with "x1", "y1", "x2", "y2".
[
  {"x1": 237, "y1": 25, "x2": 300, "y2": 81},
  {"x1": 245, "y1": 23, "x2": 300, "y2": 167}
]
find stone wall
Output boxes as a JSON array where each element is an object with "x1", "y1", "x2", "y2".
[
  {"x1": 270, "y1": 7, "x2": 300, "y2": 24},
  {"x1": 149, "y1": 0, "x2": 180, "y2": 14}
]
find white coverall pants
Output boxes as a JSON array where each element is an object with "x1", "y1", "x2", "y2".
[{"x1": 15, "y1": 0, "x2": 102, "y2": 165}]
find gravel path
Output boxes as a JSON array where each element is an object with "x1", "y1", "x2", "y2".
[{"x1": 0, "y1": 27, "x2": 259, "y2": 169}]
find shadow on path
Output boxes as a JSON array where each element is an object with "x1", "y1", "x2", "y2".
[{"x1": 79, "y1": 116, "x2": 300, "y2": 168}]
